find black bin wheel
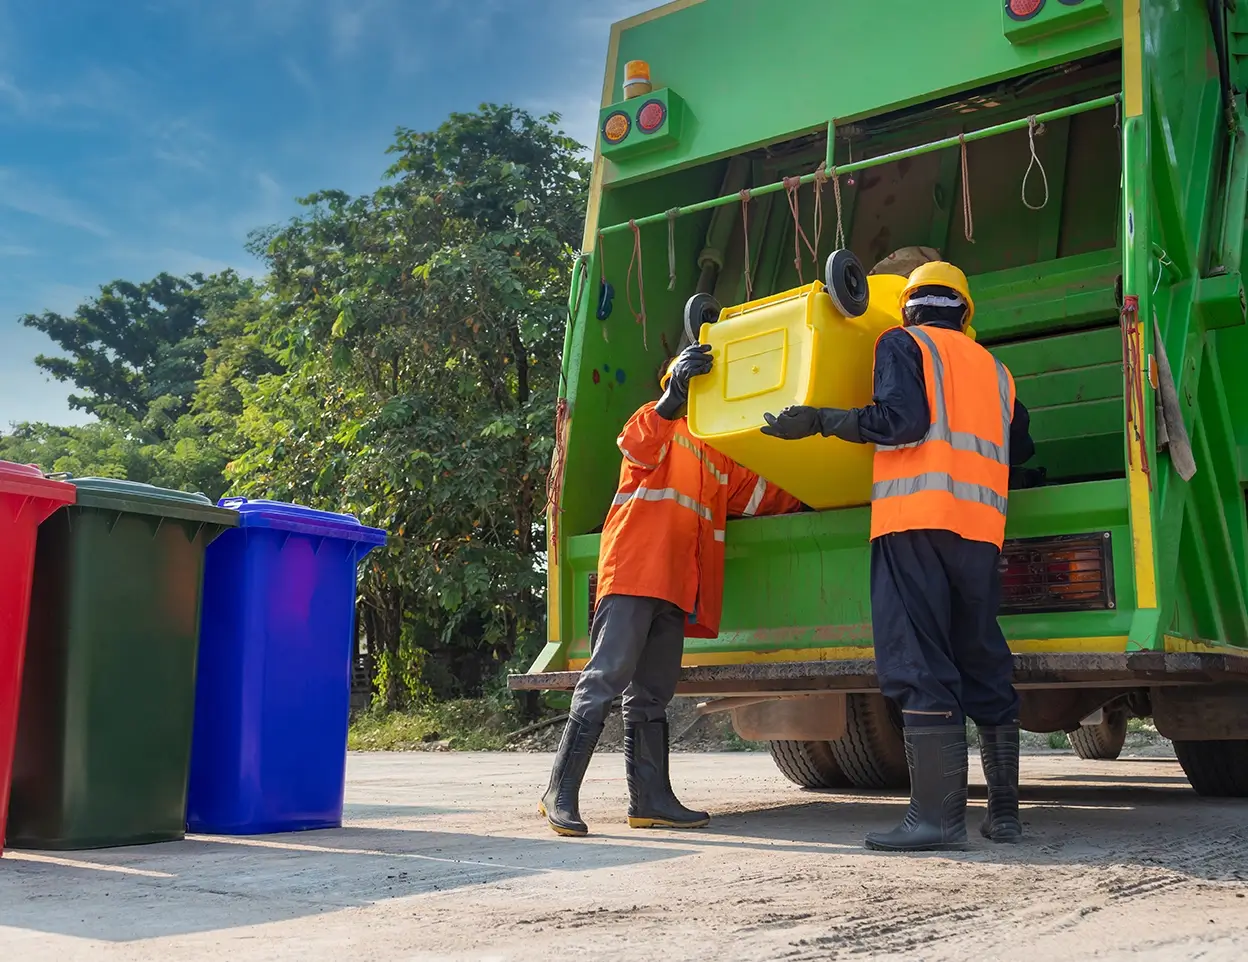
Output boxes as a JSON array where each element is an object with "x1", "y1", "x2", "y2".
[
  {"x1": 824, "y1": 249, "x2": 870, "y2": 318},
  {"x1": 684, "y1": 293, "x2": 721, "y2": 344}
]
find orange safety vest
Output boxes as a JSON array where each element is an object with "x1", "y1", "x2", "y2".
[
  {"x1": 597, "y1": 402, "x2": 802, "y2": 637},
  {"x1": 870, "y1": 325, "x2": 1016, "y2": 548}
]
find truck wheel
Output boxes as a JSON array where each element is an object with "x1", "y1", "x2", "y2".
[
  {"x1": 1174, "y1": 740, "x2": 1248, "y2": 797},
  {"x1": 827, "y1": 693, "x2": 909, "y2": 789},
  {"x1": 1068, "y1": 708, "x2": 1127, "y2": 760},
  {"x1": 768, "y1": 740, "x2": 852, "y2": 789}
]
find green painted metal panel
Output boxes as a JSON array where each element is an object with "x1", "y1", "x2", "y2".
[{"x1": 605, "y1": 0, "x2": 1123, "y2": 185}]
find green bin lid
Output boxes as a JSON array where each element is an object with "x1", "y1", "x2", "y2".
[{"x1": 69, "y1": 477, "x2": 240, "y2": 526}]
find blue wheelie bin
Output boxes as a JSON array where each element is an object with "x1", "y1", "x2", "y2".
[{"x1": 188, "y1": 499, "x2": 386, "y2": 834}]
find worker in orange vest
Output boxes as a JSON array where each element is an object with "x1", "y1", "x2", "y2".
[
  {"x1": 762, "y1": 261, "x2": 1036, "y2": 852},
  {"x1": 541, "y1": 342, "x2": 803, "y2": 838}
]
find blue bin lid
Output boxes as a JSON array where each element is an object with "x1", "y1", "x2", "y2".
[{"x1": 218, "y1": 498, "x2": 387, "y2": 545}]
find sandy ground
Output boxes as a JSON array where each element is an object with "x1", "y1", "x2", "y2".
[{"x1": 1, "y1": 750, "x2": 1246, "y2": 961}]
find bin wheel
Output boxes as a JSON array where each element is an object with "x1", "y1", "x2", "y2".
[
  {"x1": 684, "y1": 293, "x2": 721, "y2": 345},
  {"x1": 1174, "y1": 739, "x2": 1248, "y2": 797},
  {"x1": 824, "y1": 249, "x2": 870, "y2": 318},
  {"x1": 1068, "y1": 708, "x2": 1127, "y2": 760},
  {"x1": 768, "y1": 739, "x2": 853, "y2": 789},
  {"x1": 826, "y1": 693, "x2": 909, "y2": 789}
]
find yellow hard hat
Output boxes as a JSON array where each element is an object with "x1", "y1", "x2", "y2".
[{"x1": 899, "y1": 261, "x2": 975, "y2": 327}]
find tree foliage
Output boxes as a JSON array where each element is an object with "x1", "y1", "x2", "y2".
[{"x1": 4, "y1": 105, "x2": 589, "y2": 709}]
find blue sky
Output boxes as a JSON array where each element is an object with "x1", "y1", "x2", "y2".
[{"x1": 1, "y1": 0, "x2": 651, "y2": 427}]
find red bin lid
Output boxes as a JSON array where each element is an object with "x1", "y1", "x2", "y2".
[{"x1": 0, "y1": 460, "x2": 77, "y2": 505}]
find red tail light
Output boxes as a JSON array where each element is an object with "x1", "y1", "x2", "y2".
[{"x1": 998, "y1": 533, "x2": 1115, "y2": 614}]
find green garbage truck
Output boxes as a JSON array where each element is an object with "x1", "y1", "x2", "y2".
[{"x1": 509, "y1": 0, "x2": 1248, "y2": 796}]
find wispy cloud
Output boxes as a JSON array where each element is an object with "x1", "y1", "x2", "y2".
[
  {"x1": 0, "y1": 244, "x2": 37, "y2": 257},
  {"x1": 0, "y1": 169, "x2": 110, "y2": 237}
]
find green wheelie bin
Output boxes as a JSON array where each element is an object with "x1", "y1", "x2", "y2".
[{"x1": 6, "y1": 479, "x2": 237, "y2": 850}]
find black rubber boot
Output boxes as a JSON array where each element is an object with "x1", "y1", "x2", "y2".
[
  {"x1": 539, "y1": 713, "x2": 604, "y2": 837},
  {"x1": 978, "y1": 723, "x2": 1022, "y2": 843},
  {"x1": 864, "y1": 725, "x2": 969, "y2": 852},
  {"x1": 625, "y1": 720, "x2": 710, "y2": 829}
]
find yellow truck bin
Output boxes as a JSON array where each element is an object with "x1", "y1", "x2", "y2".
[{"x1": 687, "y1": 275, "x2": 904, "y2": 509}]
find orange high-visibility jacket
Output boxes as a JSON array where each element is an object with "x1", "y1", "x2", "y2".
[
  {"x1": 870, "y1": 325, "x2": 1016, "y2": 548},
  {"x1": 597, "y1": 402, "x2": 803, "y2": 637}
]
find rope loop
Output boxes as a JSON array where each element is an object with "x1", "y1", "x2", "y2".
[
  {"x1": 626, "y1": 219, "x2": 648, "y2": 349},
  {"x1": 959, "y1": 133, "x2": 975, "y2": 244},
  {"x1": 739, "y1": 189, "x2": 754, "y2": 301},
  {"x1": 811, "y1": 165, "x2": 827, "y2": 262},
  {"x1": 1022, "y1": 115, "x2": 1050, "y2": 211},
  {"x1": 829, "y1": 167, "x2": 846, "y2": 250},
  {"x1": 784, "y1": 177, "x2": 817, "y2": 283}
]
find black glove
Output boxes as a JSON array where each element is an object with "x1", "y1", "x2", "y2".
[
  {"x1": 655, "y1": 343, "x2": 713, "y2": 420},
  {"x1": 761, "y1": 406, "x2": 862, "y2": 443}
]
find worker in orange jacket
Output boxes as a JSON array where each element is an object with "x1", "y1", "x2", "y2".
[
  {"x1": 763, "y1": 260, "x2": 1035, "y2": 853},
  {"x1": 541, "y1": 343, "x2": 803, "y2": 838}
]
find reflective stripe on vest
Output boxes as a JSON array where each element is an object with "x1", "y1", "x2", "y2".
[
  {"x1": 742, "y1": 476, "x2": 767, "y2": 516},
  {"x1": 672, "y1": 431, "x2": 730, "y2": 485},
  {"x1": 872, "y1": 471, "x2": 1008, "y2": 514},
  {"x1": 612, "y1": 485, "x2": 714, "y2": 522}
]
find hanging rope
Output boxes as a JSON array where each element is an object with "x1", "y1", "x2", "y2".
[
  {"x1": 626, "y1": 219, "x2": 648, "y2": 349},
  {"x1": 812, "y1": 165, "x2": 827, "y2": 262},
  {"x1": 830, "y1": 168, "x2": 846, "y2": 250},
  {"x1": 1022, "y1": 116, "x2": 1050, "y2": 211},
  {"x1": 739, "y1": 189, "x2": 754, "y2": 301},
  {"x1": 597, "y1": 231, "x2": 607, "y2": 284},
  {"x1": 1120, "y1": 294, "x2": 1152, "y2": 484},
  {"x1": 784, "y1": 176, "x2": 817, "y2": 284},
  {"x1": 959, "y1": 134, "x2": 975, "y2": 243},
  {"x1": 666, "y1": 208, "x2": 679, "y2": 292}
]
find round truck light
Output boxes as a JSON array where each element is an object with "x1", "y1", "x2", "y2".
[
  {"x1": 637, "y1": 99, "x2": 667, "y2": 134},
  {"x1": 1006, "y1": 0, "x2": 1044, "y2": 19},
  {"x1": 602, "y1": 111, "x2": 630, "y2": 144}
]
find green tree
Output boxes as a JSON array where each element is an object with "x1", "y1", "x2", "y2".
[
  {"x1": 20, "y1": 270, "x2": 259, "y2": 438},
  {"x1": 230, "y1": 104, "x2": 589, "y2": 706}
]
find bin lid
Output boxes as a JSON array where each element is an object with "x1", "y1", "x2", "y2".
[
  {"x1": 0, "y1": 460, "x2": 76, "y2": 505},
  {"x1": 70, "y1": 477, "x2": 239, "y2": 526},
  {"x1": 218, "y1": 497, "x2": 387, "y2": 545}
]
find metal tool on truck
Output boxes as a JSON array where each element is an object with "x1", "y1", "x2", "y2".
[{"x1": 510, "y1": 0, "x2": 1248, "y2": 797}]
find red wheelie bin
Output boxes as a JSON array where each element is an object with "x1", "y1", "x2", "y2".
[{"x1": 0, "y1": 462, "x2": 74, "y2": 854}]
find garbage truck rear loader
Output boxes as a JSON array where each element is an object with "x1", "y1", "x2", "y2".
[{"x1": 509, "y1": 0, "x2": 1248, "y2": 796}]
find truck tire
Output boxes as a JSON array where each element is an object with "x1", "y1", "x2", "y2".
[
  {"x1": 826, "y1": 693, "x2": 909, "y2": 789},
  {"x1": 768, "y1": 740, "x2": 852, "y2": 789},
  {"x1": 1174, "y1": 740, "x2": 1248, "y2": 797},
  {"x1": 1068, "y1": 708, "x2": 1127, "y2": 760}
]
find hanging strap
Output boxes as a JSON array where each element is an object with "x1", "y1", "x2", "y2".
[{"x1": 627, "y1": 219, "x2": 648, "y2": 349}]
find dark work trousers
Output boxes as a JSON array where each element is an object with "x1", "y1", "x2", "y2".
[
  {"x1": 870, "y1": 529, "x2": 1020, "y2": 727},
  {"x1": 569, "y1": 594, "x2": 686, "y2": 726}
]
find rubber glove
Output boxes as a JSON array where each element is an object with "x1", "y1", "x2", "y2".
[
  {"x1": 761, "y1": 406, "x2": 862, "y2": 443},
  {"x1": 656, "y1": 343, "x2": 713, "y2": 420}
]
